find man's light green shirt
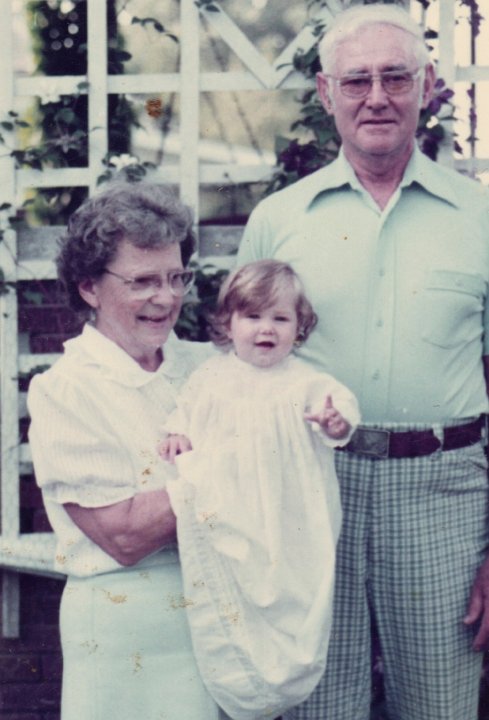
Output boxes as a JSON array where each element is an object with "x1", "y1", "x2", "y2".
[{"x1": 238, "y1": 148, "x2": 489, "y2": 423}]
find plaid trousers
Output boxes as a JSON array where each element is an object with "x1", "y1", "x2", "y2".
[{"x1": 284, "y1": 440, "x2": 488, "y2": 720}]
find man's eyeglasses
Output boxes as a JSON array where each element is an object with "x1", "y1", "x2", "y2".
[
  {"x1": 103, "y1": 268, "x2": 194, "y2": 298},
  {"x1": 327, "y1": 69, "x2": 422, "y2": 99}
]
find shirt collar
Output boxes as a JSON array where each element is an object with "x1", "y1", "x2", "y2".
[
  {"x1": 299, "y1": 149, "x2": 357, "y2": 209},
  {"x1": 63, "y1": 323, "x2": 188, "y2": 388},
  {"x1": 400, "y1": 146, "x2": 460, "y2": 206},
  {"x1": 302, "y1": 146, "x2": 460, "y2": 209}
]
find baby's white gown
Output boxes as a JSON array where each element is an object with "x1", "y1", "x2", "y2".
[{"x1": 166, "y1": 352, "x2": 360, "y2": 720}]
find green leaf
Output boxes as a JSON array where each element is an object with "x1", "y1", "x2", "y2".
[
  {"x1": 22, "y1": 289, "x2": 44, "y2": 305},
  {"x1": 97, "y1": 170, "x2": 113, "y2": 186},
  {"x1": 275, "y1": 135, "x2": 292, "y2": 154},
  {"x1": 55, "y1": 108, "x2": 76, "y2": 124},
  {"x1": 132, "y1": 17, "x2": 165, "y2": 32},
  {"x1": 113, "y1": 49, "x2": 132, "y2": 61}
]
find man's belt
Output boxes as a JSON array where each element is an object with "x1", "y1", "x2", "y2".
[{"x1": 338, "y1": 416, "x2": 486, "y2": 460}]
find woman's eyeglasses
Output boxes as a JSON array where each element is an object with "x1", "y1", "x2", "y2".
[
  {"x1": 103, "y1": 268, "x2": 194, "y2": 298},
  {"x1": 327, "y1": 69, "x2": 421, "y2": 99}
]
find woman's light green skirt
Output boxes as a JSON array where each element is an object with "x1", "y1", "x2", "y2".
[{"x1": 60, "y1": 550, "x2": 221, "y2": 720}]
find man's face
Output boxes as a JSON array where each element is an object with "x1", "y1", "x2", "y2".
[{"x1": 317, "y1": 24, "x2": 434, "y2": 168}]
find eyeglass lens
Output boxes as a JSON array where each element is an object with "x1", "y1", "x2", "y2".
[
  {"x1": 339, "y1": 71, "x2": 416, "y2": 98},
  {"x1": 131, "y1": 272, "x2": 194, "y2": 297}
]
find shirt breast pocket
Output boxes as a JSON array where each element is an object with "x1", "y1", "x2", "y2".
[{"x1": 421, "y1": 271, "x2": 486, "y2": 348}]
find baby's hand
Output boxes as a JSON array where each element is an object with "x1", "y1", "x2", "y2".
[
  {"x1": 304, "y1": 394, "x2": 351, "y2": 440},
  {"x1": 157, "y1": 434, "x2": 192, "y2": 463}
]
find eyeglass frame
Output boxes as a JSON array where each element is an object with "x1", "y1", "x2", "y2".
[
  {"x1": 102, "y1": 268, "x2": 195, "y2": 298},
  {"x1": 324, "y1": 68, "x2": 422, "y2": 99}
]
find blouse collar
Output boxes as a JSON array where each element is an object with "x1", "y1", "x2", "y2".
[{"x1": 63, "y1": 323, "x2": 189, "y2": 388}]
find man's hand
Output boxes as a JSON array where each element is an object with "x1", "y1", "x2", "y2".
[
  {"x1": 304, "y1": 394, "x2": 351, "y2": 440},
  {"x1": 158, "y1": 434, "x2": 192, "y2": 463},
  {"x1": 464, "y1": 554, "x2": 489, "y2": 651}
]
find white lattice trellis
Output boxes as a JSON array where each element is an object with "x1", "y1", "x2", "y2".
[{"x1": 1, "y1": 0, "x2": 487, "y2": 637}]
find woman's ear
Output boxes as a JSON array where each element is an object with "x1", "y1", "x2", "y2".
[{"x1": 78, "y1": 278, "x2": 100, "y2": 310}]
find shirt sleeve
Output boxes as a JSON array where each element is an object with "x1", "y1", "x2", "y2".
[
  {"x1": 28, "y1": 371, "x2": 138, "y2": 508},
  {"x1": 483, "y1": 278, "x2": 489, "y2": 358},
  {"x1": 236, "y1": 199, "x2": 275, "y2": 266}
]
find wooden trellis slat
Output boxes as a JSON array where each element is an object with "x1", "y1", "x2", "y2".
[
  {"x1": 2, "y1": 0, "x2": 486, "y2": 638},
  {"x1": 180, "y1": 0, "x2": 202, "y2": 214}
]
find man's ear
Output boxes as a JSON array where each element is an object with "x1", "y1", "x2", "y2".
[
  {"x1": 78, "y1": 278, "x2": 100, "y2": 309},
  {"x1": 421, "y1": 63, "x2": 436, "y2": 110},
  {"x1": 316, "y1": 72, "x2": 334, "y2": 114}
]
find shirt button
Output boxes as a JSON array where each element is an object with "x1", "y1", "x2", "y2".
[
  {"x1": 379, "y1": 268, "x2": 385, "y2": 277},
  {"x1": 376, "y1": 319, "x2": 383, "y2": 327},
  {"x1": 372, "y1": 371, "x2": 380, "y2": 380}
]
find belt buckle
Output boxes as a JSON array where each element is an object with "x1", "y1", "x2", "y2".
[{"x1": 351, "y1": 428, "x2": 390, "y2": 458}]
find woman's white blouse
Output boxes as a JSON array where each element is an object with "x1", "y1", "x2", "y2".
[
  {"x1": 27, "y1": 323, "x2": 212, "y2": 577},
  {"x1": 165, "y1": 352, "x2": 361, "y2": 720}
]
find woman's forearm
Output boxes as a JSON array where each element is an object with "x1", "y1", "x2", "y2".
[{"x1": 64, "y1": 488, "x2": 177, "y2": 566}]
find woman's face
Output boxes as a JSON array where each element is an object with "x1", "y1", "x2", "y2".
[{"x1": 79, "y1": 239, "x2": 184, "y2": 370}]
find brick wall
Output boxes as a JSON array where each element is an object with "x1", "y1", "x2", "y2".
[
  {"x1": 0, "y1": 282, "x2": 72, "y2": 719},
  {"x1": 0, "y1": 574, "x2": 64, "y2": 720},
  {"x1": 18, "y1": 280, "x2": 82, "y2": 355}
]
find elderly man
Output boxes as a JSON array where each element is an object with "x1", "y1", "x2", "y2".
[{"x1": 237, "y1": 5, "x2": 489, "y2": 720}]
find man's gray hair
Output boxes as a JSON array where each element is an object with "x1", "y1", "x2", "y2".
[{"x1": 318, "y1": 4, "x2": 431, "y2": 74}]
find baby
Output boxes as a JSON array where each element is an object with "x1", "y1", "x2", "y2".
[{"x1": 160, "y1": 259, "x2": 360, "y2": 720}]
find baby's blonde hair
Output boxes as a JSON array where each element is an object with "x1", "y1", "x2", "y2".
[{"x1": 210, "y1": 259, "x2": 318, "y2": 348}]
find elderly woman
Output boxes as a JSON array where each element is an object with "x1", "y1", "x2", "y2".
[{"x1": 27, "y1": 182, "x2": 220, "y2": 720}]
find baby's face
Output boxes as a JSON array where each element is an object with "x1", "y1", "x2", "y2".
[{"x1": 227, "y1": 290, "x2": 299, "y2": 368}]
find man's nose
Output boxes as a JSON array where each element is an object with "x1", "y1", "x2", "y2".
[{"x1": 366, "y1": 76, "x2": 389, "y2": 105}]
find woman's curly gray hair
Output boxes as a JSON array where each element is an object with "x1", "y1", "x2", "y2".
[{"x1": 56, "y1": 182, "x2": 195, "y2": 315}]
